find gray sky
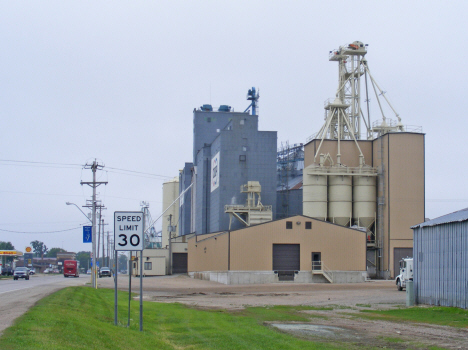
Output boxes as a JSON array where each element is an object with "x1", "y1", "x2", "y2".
[{"x1": 1, "y1": 1, "x2": 467, "y2": 254}]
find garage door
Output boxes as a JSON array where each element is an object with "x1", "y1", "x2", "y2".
[
  {"x1": 172, "y1": 253, "x2": 188, "y2": 274},
  {"x1": 393, "y1": 248, "x2": 413, "y2": 278},
  {"x1": 273, "y1": 244, "x2": 300, "y2": 271}
]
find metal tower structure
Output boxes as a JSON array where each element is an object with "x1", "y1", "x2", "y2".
[
  {"x1": 244, "y1": 87, "x2": 259, "y2": 115},
  {"x1": 312, "y1": 41, "x2": 406, "y2": 152}
]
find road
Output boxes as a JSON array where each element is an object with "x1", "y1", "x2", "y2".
[{"x1": 0, "y1": 274, "x2": 86, "y2": 335}]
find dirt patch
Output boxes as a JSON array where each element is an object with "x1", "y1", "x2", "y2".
[{"x1": 296, "y1": 308, "x2": 468, "y2": 349}]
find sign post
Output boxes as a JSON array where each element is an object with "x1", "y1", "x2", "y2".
[{"x1": 114, "y1": 211, "x2": 144, "y2": 331}]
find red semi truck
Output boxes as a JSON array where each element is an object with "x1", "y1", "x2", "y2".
[{"x1": 63, "y1": 260, "x2": 79, "y2": 278}]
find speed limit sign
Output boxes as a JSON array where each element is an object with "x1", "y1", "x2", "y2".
[{"x1": 114, "y1": 212, "x2": 144, "y2": 251}]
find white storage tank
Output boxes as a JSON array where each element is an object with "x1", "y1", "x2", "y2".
[
  {"x1": 303, "y1": 163, "x2": 328, "y2": 220},
  {"x1": 328, "y1": 166, "x2": 352, "y2": 226},
  {"x1": 353, "y1": 166, "x2": 376, "y2": 229}
]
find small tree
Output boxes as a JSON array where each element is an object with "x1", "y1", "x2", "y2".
[
  {"x1": 118, "y1": 253, "x2": 128, "y2": 271},
  {"x1": 30, "y1": 240, "x2": 49, "y2": 269},
  {"x1": 30, "y1": 240, "x2": 48, "y2": 258},
  {"x1": 75, "y1": 251, "x2": 91, "y2": 271},
  {"x1": 46, "y1": 248, "x2": 66, "y2": 258}
]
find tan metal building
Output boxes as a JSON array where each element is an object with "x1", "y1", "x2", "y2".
[
  {"x1": 304, "y1": 132, "x2": 425, "y2": 278},
  {"x1": 132, "y1": 234, "x2": 193, "y2": 276},
  {"x1": 188, "y1": 215, "x2": 367, "y2": 284}
]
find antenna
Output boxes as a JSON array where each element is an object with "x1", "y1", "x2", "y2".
[{"x1": 244, "y1": 87, "x2": 260, "y2": 115}]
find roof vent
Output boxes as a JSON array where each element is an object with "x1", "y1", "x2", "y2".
[{"x1": 200, "y1": 104, "x2": 213, "y2": 111}]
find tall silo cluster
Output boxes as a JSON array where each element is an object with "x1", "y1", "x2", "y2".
[{"x1": 304, "y1": 158, "x2": 377, "y2": 235}]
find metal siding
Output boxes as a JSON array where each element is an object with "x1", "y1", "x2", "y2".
[
  {"x1": 387, "y1": 133, "x2": 425, "y2": 277},
  {"x1": 304, "y1": 139, "x2": 373, "y2": 168},
  {"x1": 276, "y1": 189, "x2": 303, "y2": 219},
  {"x1": 229, "y1": 216, "x2": 366, "y2": 271},
  {"x1": 179, "y1": 163, "x2": 193, "y2": 236},
  {"x1": 414, "y1": 222, "x2": 468, "y2": 309},
  {"x1": 187, "y1": 233, "x2": 229, "y2": 272}
]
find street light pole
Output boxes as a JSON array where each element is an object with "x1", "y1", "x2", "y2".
[{"x1": 66, "y1": 202, "x2": 91, "y2": 223}]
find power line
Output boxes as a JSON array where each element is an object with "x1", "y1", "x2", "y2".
[
  {"x1": 0, "y1": 159, "x2": 82, "y2": 166},
  {"x1": 0, "y1": 225, "x2": 87, "y2": 234},
  {"x1": 0, "y1": 159, "x2": 172, "y2": 179},
  {"x1": 106, "y1": 167, "x2": 172, "y2": 179}
]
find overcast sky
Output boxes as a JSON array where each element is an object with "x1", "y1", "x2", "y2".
[{"x1": 1, "y1": 1, "x2": 467, "y2": 254}]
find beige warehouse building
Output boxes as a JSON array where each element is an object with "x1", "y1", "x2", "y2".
[{"x1": 188, "y1": 215, "x2": 367, "y2": 285}]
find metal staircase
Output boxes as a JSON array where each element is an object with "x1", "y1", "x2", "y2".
[{"x1": 312, "y1": 261, "x2": 333, "y2": 283}]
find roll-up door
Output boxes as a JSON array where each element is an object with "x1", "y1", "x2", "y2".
[
  {"x1": 273, "y1": 244, "x2": 300, "y2": 271},
  {"x1": 393, "y1": 248, "x2": 413, "y2": 278},
  {"x1": 172, "y1": 253, "x2": 188, "y2": 273}
]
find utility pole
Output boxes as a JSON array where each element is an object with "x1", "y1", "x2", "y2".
[
  {"x1": 107, "y1": 230, "x2": 110, "y2": 267},
  {"x1": 84, "y1": 201, "x2": 106, "y2": 273},
  {"x1": 81, "y1": 160, "x2": 107, "y2": 288},
  {"x1": 102, "y1": 218, "x2": 105, "y2": 267}
]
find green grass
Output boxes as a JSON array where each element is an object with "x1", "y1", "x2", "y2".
[
  {"x1": 2, "y1": 287, "x2": 465, "y2": 350},
  {"x1": 355, "y1": 303, "x2": 371, "y2": 308},
  {"x1": 0, "y1": 287, "x2": 344, "y2": 350},
  {"x1": 359, "y1": 306, "x2": 468, "y2": 328}
]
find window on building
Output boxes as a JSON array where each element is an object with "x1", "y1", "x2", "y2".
[
  {"x1": 286, "y1": 221, "x2": 293, "y2": 229},
  {"x1": 305, "y1": 221, "x2": 312, "y2": 229},
  {"x1": 240, "y1": 119, "x2": 245, "y2": 125},
  {"x1": 144, "y1": 262, "x2": 152, "y2": 270},
  {"x1": 239, "y1": 155, "x2": 246, "y2": 161},
  {"x1": 207, "y1": 117, "x2": 211, "y2": 122}
]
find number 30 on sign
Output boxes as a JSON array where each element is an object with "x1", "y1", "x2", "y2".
[{"x1": 114, "y1": 212, "x2": 144, "y2": 251}]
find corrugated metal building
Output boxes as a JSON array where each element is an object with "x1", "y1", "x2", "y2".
[
  {"x1": 412, "y1": 208, "x2": 468, "y2": 309},
  {"x1": 188, "y1": 215, "x2": 367, "y2": 285}
]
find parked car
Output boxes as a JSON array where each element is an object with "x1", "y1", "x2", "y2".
[
  {"x1": 29, "y1": 268, "x2": 36, "y2": 275},
  {"x1": 44, "y1": 268, "x2": 52, "y2": 274},
  {"x1": 13, "y1": 267, "x2": 30, "y2": 280},
  {"x1": 99, "y1": 267, "x2": 112, "y2": 278},
  {"x1": 1, "y1": 266, "x2": 13, "y2": 276},
  {"x1": 86, "y1": 269, "x2": 91, "y2": 274}
]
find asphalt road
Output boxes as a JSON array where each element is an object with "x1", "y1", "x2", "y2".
[{"x1": 0, "y1": 274, "x2": 86, "y2": 335}]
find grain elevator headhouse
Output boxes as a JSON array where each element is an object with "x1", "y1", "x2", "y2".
[{"x1": 303, "y1": 41, "x2": 425, "y2": 279}]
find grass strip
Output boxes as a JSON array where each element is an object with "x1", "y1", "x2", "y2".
[
  {"x1": 359, "y1": 306, "x2": 468, "y2": 328},
  {"x1": 0, "y1": 286, "x2": 344, "y2": 350}
]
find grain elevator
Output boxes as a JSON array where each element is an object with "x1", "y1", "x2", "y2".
[{"x1": 303, "y1": 41, "x2": 425, "y2": 278}]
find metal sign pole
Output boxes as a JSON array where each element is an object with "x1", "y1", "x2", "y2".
[
  {"x1": 114, "y1": 249, "x2": 118, "y2": 325},
  {"x1": 128, "y1": 252, "x2": 132, "y2": 327},
  {"x1": 113, "y1": 211, "x2": 144, "y2": 330},
  {"x1": 139, "y1": 250, "x2": 143, "y2": 331}
]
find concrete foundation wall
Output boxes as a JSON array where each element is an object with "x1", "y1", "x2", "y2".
[{"x1": 189, "y1": 270, "x2": 366, "y2": 285}]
